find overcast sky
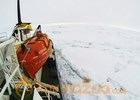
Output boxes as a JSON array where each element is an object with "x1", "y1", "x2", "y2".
[{"x1": 1, "y1": 0, "x2": 140, "y2": 33}]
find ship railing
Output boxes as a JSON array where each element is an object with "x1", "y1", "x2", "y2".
[
  {"x1": 0, "y1": 37, "x2": 27, "y2": 100},
  {"x1": 0, "y1": 32, "x2": 8, "y2": 43}
]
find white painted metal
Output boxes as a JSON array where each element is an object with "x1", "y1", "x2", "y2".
[
  {"x1": 0, "y1": 36, "x2": 27, "y2": 100},
  {"x1": 0, "y1": 38, "x2": 14, "y2": 49}
]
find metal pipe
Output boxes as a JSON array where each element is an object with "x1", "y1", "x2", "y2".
[{"x1": 21, "y1": 86, "x2": 27, "y2": 100}]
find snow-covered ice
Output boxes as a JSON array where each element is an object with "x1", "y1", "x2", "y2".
[{"x1": 41, "y1": 24, "x2": 140, "y2": 100}]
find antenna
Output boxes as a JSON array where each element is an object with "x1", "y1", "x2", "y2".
[{"x1": 17, "y1": 0, "x2": 22, "y2": 24}]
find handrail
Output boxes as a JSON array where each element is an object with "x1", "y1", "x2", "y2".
[{"x1": 0, "y1": 38, "x2": 15, "y2": 48}]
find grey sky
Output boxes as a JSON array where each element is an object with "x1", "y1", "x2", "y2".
[{"x1": 1, "y1": 0, "x2": 140, "y2": 32}]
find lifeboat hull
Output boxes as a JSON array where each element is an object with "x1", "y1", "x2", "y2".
[{"x1": 16, "y1": 32, "x2": 52, "y2": 79}]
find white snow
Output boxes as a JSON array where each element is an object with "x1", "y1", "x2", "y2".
[
  {"x1": 110, "y1": 64, "x2": 140, "y2": 97},
  {"x1": 62, "y1": 47, "x2": 117, "y2": 83},
  {"x1": 42, "y1": 24, "x2": 140, "y2": 100}
]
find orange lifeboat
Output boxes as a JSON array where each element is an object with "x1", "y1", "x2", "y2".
[{"x1": 16, "y1": 25, "x2": 52, "y2": 79}]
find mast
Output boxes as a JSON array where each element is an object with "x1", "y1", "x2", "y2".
[
  {"x1": 12, "y1": 0, "x2": 32, "y2": 41},
  {"x1": 17, "y1": 0, "x2": 22, "y2": 24}
]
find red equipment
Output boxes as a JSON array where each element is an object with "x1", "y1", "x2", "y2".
[{"x1": 16, "y1": 29, "x2": 52, "y2": 79}]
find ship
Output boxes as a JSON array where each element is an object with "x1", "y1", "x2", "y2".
[{"x1": 0, "y1": 0, "x2": 63, "y2": 100}]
